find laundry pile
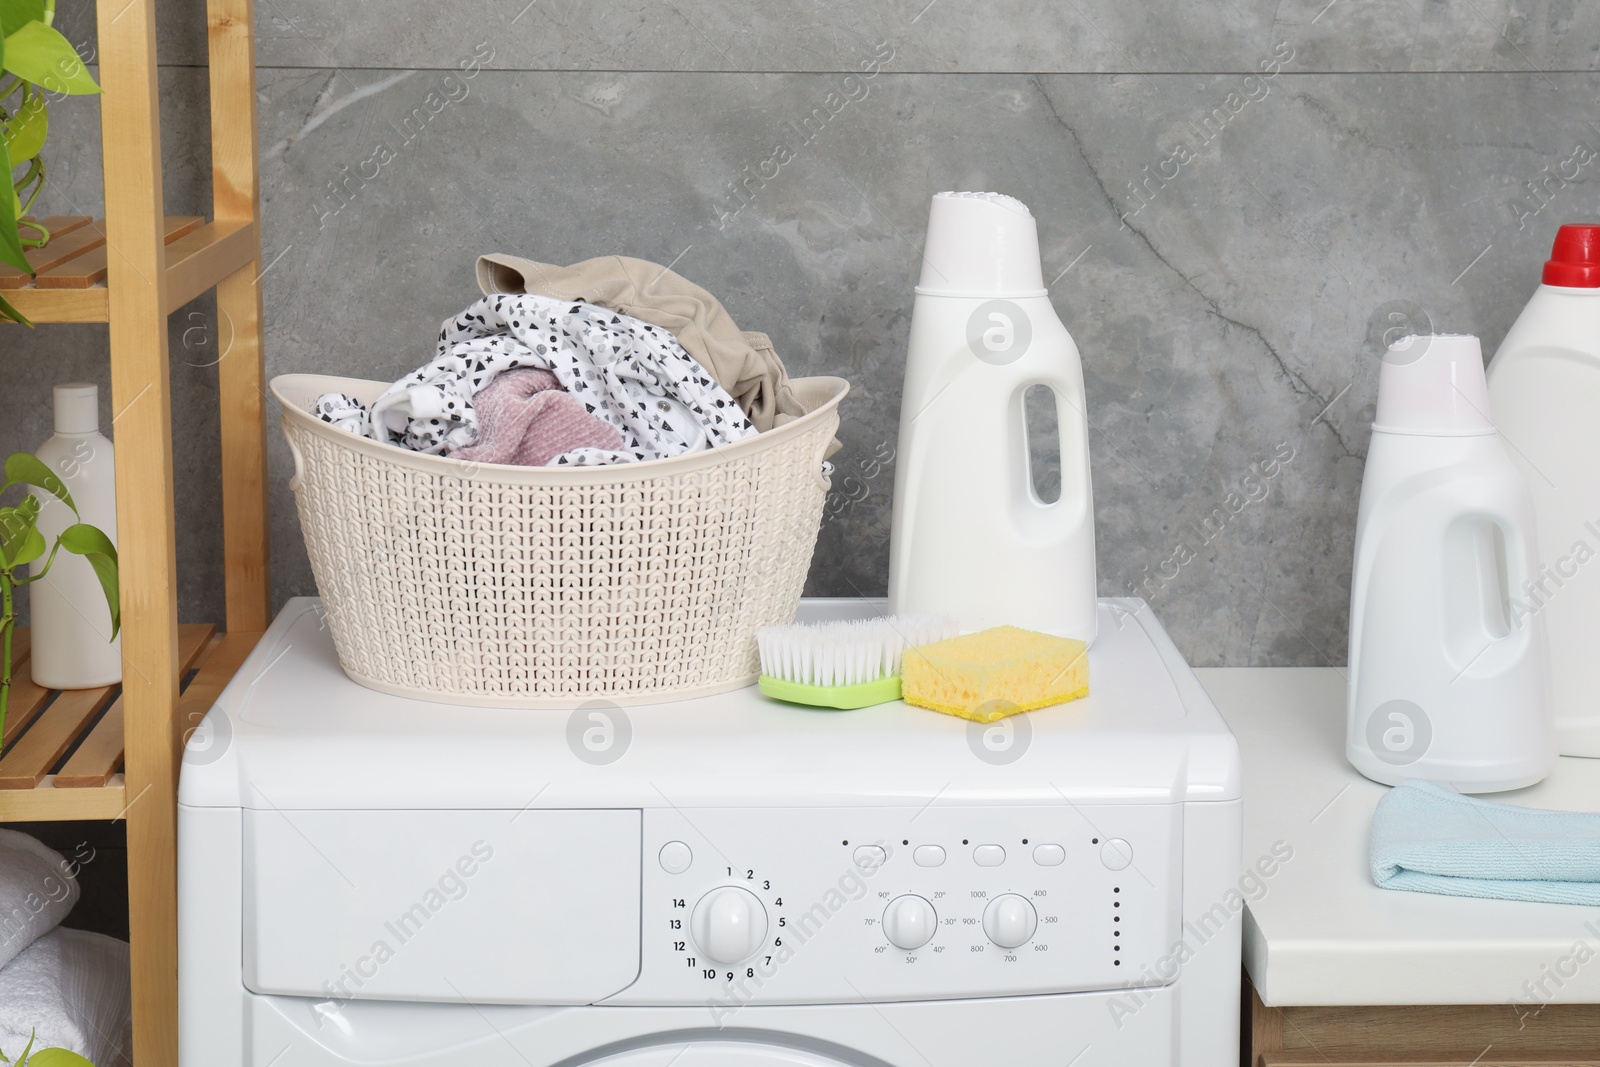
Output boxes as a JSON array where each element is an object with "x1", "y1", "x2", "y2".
[{"x1": 315, "y1": 254, "x2": 814, "y2": 467}]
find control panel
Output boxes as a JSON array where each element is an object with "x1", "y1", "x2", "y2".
[{"x1": 606, "y1": 803, "x2": 1180, "y2": 1006}]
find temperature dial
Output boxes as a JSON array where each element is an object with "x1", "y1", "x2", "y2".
[
  {"x1": 881, "y1": 895, "x2": 938, "y2": 951},
  {"x1": 982, "y1": 894, "x2": 1038, "y2": 949},
  {"x1": 690, "y1": 886, "x2": 769, "y2": 964}
]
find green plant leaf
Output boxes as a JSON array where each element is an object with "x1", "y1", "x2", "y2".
[
  {"x1": 0, "y1": 1, "x2": 46, "y2": 35},
  {"x1": 0, "y1": 496, "x2": 41, "y2": 566},
  {"x1": 59, "y1": 522, "x2": 118, "y2": 638},
  {"x1": 11, "y1": 525, "x2": 44, "y2": 567},
  {"x1": 28, "y1": 1049, "x2": 96, "y2": 1067},
  {"x1": 0, "y1": 1, "x2": 43, "y2": 37},
  {"x1": 4, "y1": 452, "x2": 75, "y2": 513},
  {"x1": 2, "y1": 83, "x2": 47, "y2": 161},
  {"x1": 0, "y1": 133, "x2": 31, "y2": 274},
  {"x1": 2, "y1": 21, "x2": 98, "y2": 94}
]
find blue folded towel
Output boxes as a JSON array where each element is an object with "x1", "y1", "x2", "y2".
[{"x1": 1371, "y1": 779, "x2": 1600, "y2": 905}]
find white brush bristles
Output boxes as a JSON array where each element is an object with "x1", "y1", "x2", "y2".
[{"x1": 757, "y1": 614, "x2": 960, "y2": 687}]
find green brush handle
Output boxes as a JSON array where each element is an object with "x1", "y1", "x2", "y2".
[{"x1": 758, "y1": 674, "x2": 903, "y2": 710}]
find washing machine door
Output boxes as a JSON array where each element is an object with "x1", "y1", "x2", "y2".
[{"x1": 586, "y1": 1043, "x2": 862, "y2": 1066}]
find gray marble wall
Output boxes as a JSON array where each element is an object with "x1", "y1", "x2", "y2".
[{"x1": 8, "y1": 1, "x2": 1598, "y2": 666}]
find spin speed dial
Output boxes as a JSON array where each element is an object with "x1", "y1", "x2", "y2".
[
  {"x1": 690, "y1": 886, "x2": 769, "y2": 964},
  {"x1": 982, "y1": 894, "x2": 1038, "y2": 949}
]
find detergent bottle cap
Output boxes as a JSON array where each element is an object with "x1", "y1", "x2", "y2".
[
  {"x1": 917, "y1": 192, "x2": 1047, "y2": 297},
  {"x1": 53, "y1": 383, "x2": 100, "y2": 436},
  {"x1": 1543, "y1": 223, "x2": 1600, "y2": 288},
  {"x1": 1373, "y1": 334, "x2": 1496, "y2": 436}
]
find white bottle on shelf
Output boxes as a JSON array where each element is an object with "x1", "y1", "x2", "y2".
[
  {"x1": 30, "y1": 383, "x2": 121, "y2": 689},
  {"x1": 1486, "y1": 223, "x2": 1600, "y2": 757},
  {"x1": 1346, "y1": 334, "x2": 1554, "y2": 793}
]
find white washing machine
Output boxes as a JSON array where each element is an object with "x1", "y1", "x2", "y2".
[{"x1": 178, "y1": 597, "x2": 1241, "y2": 1066}]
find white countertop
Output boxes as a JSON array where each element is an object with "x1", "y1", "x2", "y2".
[{"x1": 1197, "y1": 666, "x2": 1600, "y2": 1007}]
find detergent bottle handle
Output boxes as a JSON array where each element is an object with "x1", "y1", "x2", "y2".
[
  {"x1": 1442, "y1": 485, "x2": 1536, "y2": 675},
  {"x1": 1008, "y1": 370, "x2": 1092, "y2": 544}
]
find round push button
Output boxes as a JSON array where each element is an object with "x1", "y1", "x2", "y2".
[
  {"x1": 913, "y1": 845, "x2": 946, "y2": 867},
  {"x1": 659, "y1": 841, "x2": 692, "y2": 874},
  {"x1": 1032, "y1": 843, "x2": 1065, "y2": 866},
  {"x1": 853, "y1": 845, "x2": 886, "y2": 869},
  {"x1": 1100, "y1": 838, "x2": 1133, "y2": 871},
  {"x1": 974, "y1": 844, "x2": 1006, "y2": 867}
]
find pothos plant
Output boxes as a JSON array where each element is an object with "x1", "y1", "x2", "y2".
[
  {"x1": 0, "y1": 452, "x2": 119, "y2": 754},
  {"x1": 0, "y1": 0, "x2": 101, "y2": 326}
]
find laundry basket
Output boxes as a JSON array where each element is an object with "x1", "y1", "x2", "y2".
[{"x1": 272, "y1": 373, "x2": 848, "y2": 707}]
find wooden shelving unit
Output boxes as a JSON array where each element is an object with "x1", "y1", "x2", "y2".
[{"x1": 0, "y1": 0, "x2": 272, "y2": 1063}]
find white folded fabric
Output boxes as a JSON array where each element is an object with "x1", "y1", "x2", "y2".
[
  {"x1": 0, "y1": 928, "x2": 132, "y2": 1067},
  {"x1": 0, "y1": 829, "x2": 80, "y2": 971}
]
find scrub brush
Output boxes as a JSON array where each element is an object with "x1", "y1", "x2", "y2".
[{"x1": 757, "y1": 614, "x2": 960, "y2": 709}]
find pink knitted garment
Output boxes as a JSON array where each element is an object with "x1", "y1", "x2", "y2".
[{"x1": 449, "y1": 368, "x2": 624, "y2": 466}]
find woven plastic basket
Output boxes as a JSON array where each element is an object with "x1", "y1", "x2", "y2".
[{"x1": 272, "y1": 373, "x2": 848, "y2": 708}]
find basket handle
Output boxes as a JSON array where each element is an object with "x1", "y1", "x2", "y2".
[
  {"x1": 811, "y1": 424, "x2": 836, "y2": 490},
  {"x1": 286, "y1": 431, "x2": 306, "y2": 493}
]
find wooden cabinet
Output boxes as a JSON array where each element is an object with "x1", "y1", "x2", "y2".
[{"x1": 1246, "y1": 974, "x2": 1600, "y2": 1067}]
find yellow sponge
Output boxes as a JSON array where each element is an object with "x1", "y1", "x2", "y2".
[{"x1": 901, "y1": 626, "x2": 1089, "y2": 723}]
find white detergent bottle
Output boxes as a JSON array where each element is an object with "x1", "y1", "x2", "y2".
[
  {"x1": 1346, "y1": 334, "x2": 1553, "y2": 792},
  {"x1": 887, "y1": 191, "x2": 1097, "y2": 642},
  {"x1": 30, "y1": 383, "x2": 121, "y2": 689},
  {"x1": 1486, "y1": 223, "x2": 1600, "y2": 757}
]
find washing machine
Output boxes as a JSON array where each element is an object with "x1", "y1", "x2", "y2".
[{"x1": 178, "y1": 597, "x2": 1241, "y2": 1066}]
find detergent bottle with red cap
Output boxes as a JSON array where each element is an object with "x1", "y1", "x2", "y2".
[{"x1": 1487, "y1": 223, "x2": 1600, "y2": 757}]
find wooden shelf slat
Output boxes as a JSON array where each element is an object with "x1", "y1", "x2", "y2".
[
  {"x1": 53, "y1": 694, "x2": 130, "y2": 789},
  {"x1": 55, "y1": 623, "x2": 217, "y2": 788},
  {"x1": 22, "y1": 216, "x2": 93, "y2": 241},
  {"x1": 0, "y1": 215, "x2": 250, "y2": 321},
  {"x1": 0, "y1": 217, "x2": 93, "y2": 286},
  {"x1": 0, "y1": 684, "x2": 117, "y2": 788},
  {"x1": 2, "y1": 650, "x2": 54, "y2": 749},
  {"x1": 0, "y1": 222, "x2": 106, "y2": 289},
  {"x1": 35, "y1": 215, "x2": 203, "y2": 289},
  {"x1": 0, "y1": 625, "x2": 257, "y2": 819}
]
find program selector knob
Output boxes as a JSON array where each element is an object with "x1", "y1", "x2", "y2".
[
  {"x1": 690, "y1": 886, "x2": 769, "y2": 965},
  {"x1": 982, "y1": 893, "x2": 1038, "y2": 949},
  {"x1": 881, "y1": 894, "x2": 938, "y2": 950}
]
